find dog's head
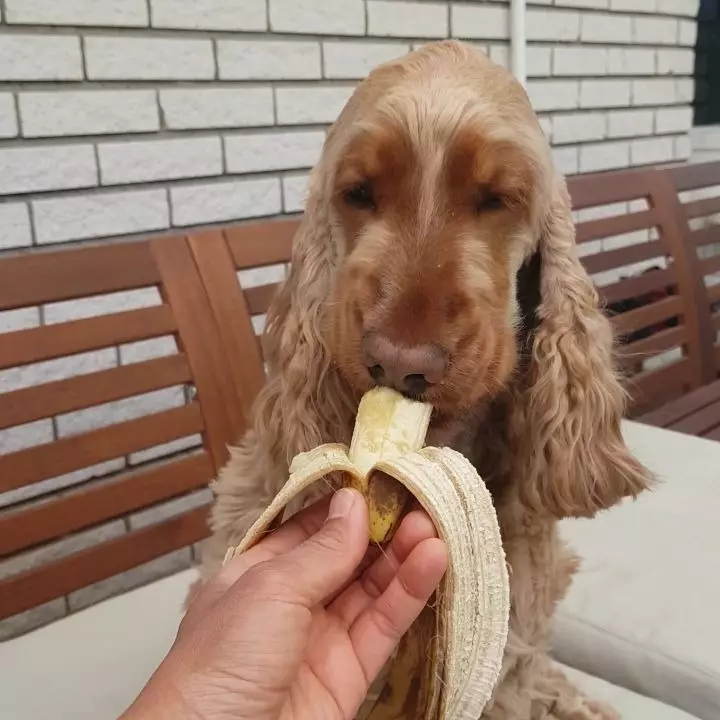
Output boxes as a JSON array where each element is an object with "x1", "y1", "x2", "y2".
[{"x1": 262, "y1": 41, "x2": 651, "y2": 516}]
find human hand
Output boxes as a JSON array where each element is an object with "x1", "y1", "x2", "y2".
[{"x1": 122, "y1": 488, "x2": 447, "y2": 720}]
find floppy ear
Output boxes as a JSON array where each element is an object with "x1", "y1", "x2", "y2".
[{"x1": 517, "y1": 173, "x2": 652, "y2": 518}]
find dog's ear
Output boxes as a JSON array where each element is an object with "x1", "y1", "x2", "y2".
[{"x1": 517, "y1": 173, "x2": 652, "y2": 517}]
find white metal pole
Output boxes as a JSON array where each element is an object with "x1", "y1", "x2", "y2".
[{"x1": 510, "y1": 0, "x2": 527, "y2": 88}]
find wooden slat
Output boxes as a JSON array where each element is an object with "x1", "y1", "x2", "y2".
[
  {"x1": 568, "y1": 168, "x2": 655, "y2": 210},
  {"x1": 610, "y1": 294, "x2": 684, "y2": 335},
  {"x1": 0, "y1": 305, "x2": 177, "y2": 371},
  {"x1": 621, "y1": 324, "x2": 686, "y2": 360},
  {"x1": 709, "y1": 284, "x2": 720, "y2": 306},
  {"x1": 575, "y1": 210, "x2": 657, "y2": 245},
  {"x1": 245, "y1": 283, "x2": 281, "y2": 316},
  {"x1": 689, "y1": 224, "x2": 720, "y2": 249},
  {"x1": 582, "y1": 238, "x2": 664, "y2": 275},
  {"x1": 639, "y1": 378, "x2": 720, "y2": 429},
  {"x1": 707, "y1": 424, "x2": 720, "y2": 441},
  {"x1": 682, "y1": 195, "x2": 720, "y2": 220},
  {"x1": 225, "y1": 217, "x2": 298, "y2": 269},
  {"x1": 670, "y1": 399, "x2": 720, "y2": 436},
  {"x1": 187, "y1": 232, "x2": 265, "y2": 431},
  {"x1": 0, "y1": 506, "x2": 210, "y2": 620},
  {"x1": 152, "y1": 237, "x2": 240, "y2": 470},
  {"x1": 628, "y1": 358, "x2": 692, "y2": 415},
  {"x1": 0, "y1": 354, "x2": 192, "y2": 431},
  {"x1": 0, "y1": 452, "x2": 213, "y2": 557},
  {"x1": 699, "y1": 254, "x2": 720, "y2": 277},
  {"x1": 0, "y1": 240, "x2": 160, "y2": 311},
  {"x1": 713, "y1": 311, "x2": 720, "y2": 333},
  {"x1": 599, "y1": 266, "x2": 675, "y2": 305},
  {"x1": 667, "y1": 160, "x2": 720, "y2": 192},
  {"x1": 0, "y1": 402, "x2": 204, "y2": 493}
]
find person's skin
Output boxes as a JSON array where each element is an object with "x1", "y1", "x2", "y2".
[{"x1": 122, "y1": 487, "x2": 447, "y2": 720}]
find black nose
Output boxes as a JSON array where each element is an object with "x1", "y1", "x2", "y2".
[{"x1": 361, "y1": 333, "x2": 447, "y2": 395}]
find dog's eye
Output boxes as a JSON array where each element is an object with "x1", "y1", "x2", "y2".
[
  {"x1": 343, "y1": 182, "x2": 376, "y2": 211},
  {"x1": 475, "y1": 192, "x2": 504, "y2": 213}
]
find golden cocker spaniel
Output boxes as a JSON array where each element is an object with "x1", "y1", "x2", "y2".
[{"x1": 200, "y1": 41, "x2": 651, "y2": 718}]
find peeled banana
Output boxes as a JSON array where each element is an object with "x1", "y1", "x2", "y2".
[{"x1": 223, "y1": 386, "x2": 510, "y2": 720}]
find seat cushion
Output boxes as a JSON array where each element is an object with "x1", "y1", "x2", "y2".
[
  {"x1": 0, "y1": 569, "x2": 197, "y2": 720},
  {"x1": 555, "y1": 421, "x2": 720, "y2": 720}
]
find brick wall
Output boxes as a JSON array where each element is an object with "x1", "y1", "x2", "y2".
[{"x1": 0, "y1": 0, "x2": 700, "y2": 637}]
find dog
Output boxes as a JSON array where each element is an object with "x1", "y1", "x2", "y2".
[{"x1": 198, "y1": 41, "x2": 652, "y2": 718}]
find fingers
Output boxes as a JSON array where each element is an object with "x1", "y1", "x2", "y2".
[
  {"x1": 349, "y1": 537, "x2": 447, "y2": 684},
  {"x1": 328, "y1": 510, "x2": 438, "y2": 627}
]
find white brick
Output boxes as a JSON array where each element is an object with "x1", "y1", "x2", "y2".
[
  {"x1": 657, "y1": 0, "x2": 699, "y2": 15},
  {"x1": 553, "y1": 47, "x2": 607, "y2": 76},
  {"x1": 45, "y1": 288, "x2": 160, "y2": 324},
  {"x1": 238, "y1": 264, "x2": 288, "y2": 288},
  {"x1": 678, "y1": 20, "x2": 697, "y2": 46},
  {"x1": 451, "y1": 4, "x2": 509, "y2": 40},
  {"x1": 57, "y1": 387, "x2": 185, "y2": 438},
  {"x1": 608, "y1": 48, "x2": 656, "y2": 76},
  {"x1": 609, "y1": 0, "x2": 655, "y2": 11},
  {"x1": 581, "y1": 14, "x2": 632, "y2": 43},
  {"x1": 538, "y1": 115, "x2": 553, "y2": 140},
  {"x1": 674, "y1": 135, "x2": 692, "y2": 161},
  {"x1": 33, "y1": 189, "x2": 169, "y2": 244},
  {"x1": 19, "y1": 90, "x2": 159, "y2": 138},
  {"x1": 579, "y1": 141, "x2": 631, "y2": 172},
  {"x1": 675, "y1": 78, "x2": 694, "y2": 103},
  {"x1": 631, "y1": 78, "x2": 676, "y2": 106},
  {"x1": 129, "y1": 489, "x2": 212, "y2": 530},
  {"x1": 0, "y1": 600, "x2": 66, "y2": 641},
  {"x1": 633, "y1": 16, "x2": 678, "y2": 44},
  {"x1": 276, "y1": 86, "x2": 354, "y2": 124},
  {"x1": 160, "y1": 88, "x2": 273, "y2": 130},
  {"x1": 527, "y1": 80, "x2": 579, "y2": 112},
  {"x1": 252, "y1": 314, "x2": 267, "y2": 334},
  {"x1": 0, "y1": 145, "x2": 97, "y2": 195},
  {"x1": 6, "y1": 0, "x2": 148, "y2": 26},
  {"x1": 490, "y1": 45, "x2": 551, "y2": 77},
  {"x1": 580, "y1": 79, "x2": 631, "y2": 109},
  {"x1": 129, "y1": 434, "x2": 201, "y2": 465},
  {"x1": 526, "y1": 9, "x2": 580, "y2": 41},
  {"x1": 151, "y1": 0, "x2": 266, "y2": 30},
  {"x1": 85, "y1": 37, "x2": 215, "y2": 80},
  {"x1": 120, "y1": 336, "x2": 177, "y2": 365},
  {"x1": 552, "y1": 112, "x2": 606, "y2": 143},
  {"x1": 226, "y1": 130, "x2": 324, "y2": 174},
  {"x1": 0, "y1": 521, "x2": 125, "y2": 581},
  {"x1": 270, "y1": 0, "x2": 365, "y2": 35},
  {"x1": 0, "y1": 94, "x2": 18, "y2": 138},
  {"x1": 283, "y1": 173, "x2": 310, "y2": 212},
  {"x1": 630, "y1": 136, "x2": 675, "y2": 165},
  {"x1": 656, "y1": 106, "x2": 693, "y2": 134},
  {"x1": 171, "y1": 177, "x2": 281, "y2": 227},
  {"x1": 323, "y1": 42, "x2": 409, "y2": 80},
  {"x1": 0, "y1": 307, "x2": 39, "y2": 334},
  {"x1": 608, "y1": 108, "x2": 654, "y2": 137},
  {"x1": 0, "y1": 348, "x2": 116, "y2": 394},
  {"x1": 0, "y1": 35, "x2": 82, "y2": 81},
  {"x1": 218, "y1": 40, "x2": 321, "y2": 81},
  {"x1": 0, "y1": 420, "x2": 53, "y2": 455},
  {"x1": 0, "y1": 203, "x2": 31, "y2": 249},
  {"x1": 552, "y1": 146, "x2": 579, "y2": 175},
  {"x1": 99, "y1": 137, "x2": 222, "y2": 185},
  {"x1": 554, "y1": 0, "x2": 607, "y2": 7},
  {"x1": 367, "y1": 1, "x2": 448, "y2": 38},
  {"x1": 657, "y1": 48, "x2": 694, "y2": 76}
]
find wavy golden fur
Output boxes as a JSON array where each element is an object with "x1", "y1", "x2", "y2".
[{"x1": 199, "y1": 41, "x2": 651, "y2": 718}]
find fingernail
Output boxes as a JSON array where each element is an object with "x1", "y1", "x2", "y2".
[{"x1": 327, "y1": 488, "x2": 355, "y2": 520}]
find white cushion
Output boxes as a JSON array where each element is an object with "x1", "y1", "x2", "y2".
[
  {"x1": 0, "y1": 569, "x2": 197, "y2": 720},
  {"x1": 555, "y1": 421, "x2": 720, "y2": 720}
]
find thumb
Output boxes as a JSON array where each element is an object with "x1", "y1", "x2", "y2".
[{"x1": 272, "y1": 488, "x2": 369, "y2": 607}]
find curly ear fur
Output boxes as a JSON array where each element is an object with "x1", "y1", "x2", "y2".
[{"x1": 517, "y1": 173, "x2": 652, "y2": 518}]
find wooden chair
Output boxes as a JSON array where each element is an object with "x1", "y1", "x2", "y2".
[
  {"x1": 0, "y1": 235, "x2": 250, "y2": 622},
  {"x1": 567, "y1": 168, "x2": 712, "y2": 416}
]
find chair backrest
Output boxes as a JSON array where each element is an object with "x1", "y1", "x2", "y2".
[
  {"x1": 0, "y1": 235, "x2": 248, "y2": 622},
  {"x1": 567, "y1": 168, "x2": 712, "y2": 415},
  {"x1": 666, "y1": 161, "x2": 720, "y2": 376}
]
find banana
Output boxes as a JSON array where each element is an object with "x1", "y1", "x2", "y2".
[{"x1": 222, "y1": 387, "x2": 510, "y2": 720}]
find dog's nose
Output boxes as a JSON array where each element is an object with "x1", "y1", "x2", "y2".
[{"x1": 361, "y1": 333, "x2": 447, "y2": 395}]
